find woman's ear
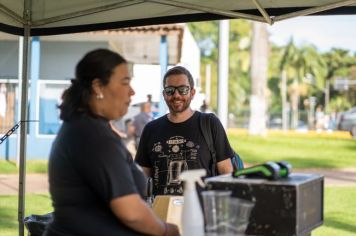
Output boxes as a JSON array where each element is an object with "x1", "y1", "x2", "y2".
[{"x1": 91, "y1": 78, "x2": 103, "y2": 97}]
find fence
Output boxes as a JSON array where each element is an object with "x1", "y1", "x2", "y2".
[{"x1": 228, "y1": 109, "x2": 309, "y2": 130}]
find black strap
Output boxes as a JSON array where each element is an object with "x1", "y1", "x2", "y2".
[{"x1": 199, "y1": 112, "x2": 217, "y2": 176}]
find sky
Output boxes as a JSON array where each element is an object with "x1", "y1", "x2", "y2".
[{"x1": 267, "y1": 15, "x2": 356, "y2": 53}]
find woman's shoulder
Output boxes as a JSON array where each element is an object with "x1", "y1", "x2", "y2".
[{"x1": 65, "y1": 112, "x2": 111, "y2": 137}]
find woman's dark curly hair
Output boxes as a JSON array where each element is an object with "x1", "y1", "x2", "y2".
[{"x1": 59, "y1": 49, "x2": 126, "y2": 121}]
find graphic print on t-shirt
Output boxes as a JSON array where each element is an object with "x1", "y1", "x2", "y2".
[{"x1": 152, "y1": 135, "x2": 201, "y2": 195}]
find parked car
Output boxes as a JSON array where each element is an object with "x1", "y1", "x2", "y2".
[
  {"x1": 338, "y1": 107, "x2": 356, "y2": 137},
  {"x1": 268, "y1": 117, "x2": 282, "y2": 130},
  {"x1": 267, "y1": 117, "x2": 309, "y2": 131}
]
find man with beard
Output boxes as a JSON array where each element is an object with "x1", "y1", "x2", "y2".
[{"x1": 135, "y1": 66, "x2": 233, "y2": 196}]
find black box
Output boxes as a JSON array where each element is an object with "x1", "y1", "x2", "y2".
[{"x1": 205, "y1": 173, "x2": 324, "y2": 236}]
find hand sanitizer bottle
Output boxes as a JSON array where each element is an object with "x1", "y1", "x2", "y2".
[{"x1": 179, "y1": 169, "x2": 206, "y2": 236}]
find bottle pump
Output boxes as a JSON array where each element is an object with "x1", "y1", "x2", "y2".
[{"x1": 179, "y1": 169, "x2": 206, "y2": 236}]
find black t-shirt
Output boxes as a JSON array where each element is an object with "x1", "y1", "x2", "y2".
[
  {"x1": 135, "y1": 111, "x2": 233, "y2": 195},
  {"x1": 45, "y1": 112, "x2": 146, "y2": 236}
]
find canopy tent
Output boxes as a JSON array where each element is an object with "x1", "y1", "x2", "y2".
[
  {"x1": 1, "y1": 0, "x2": 356, "y2": 36},
  {"x1": 1, "y1": 0, "x2": 356, "y2": 235}
]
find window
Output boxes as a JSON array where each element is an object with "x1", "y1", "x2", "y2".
[
  {"x1": 37, "y1": 81, "x2": 70, "y2": 135},
  {"x1": 0, "y1": 80, "x2": 18, "y2": 134}
]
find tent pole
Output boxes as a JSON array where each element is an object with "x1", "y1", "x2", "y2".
[
  {"x1": 0, "y1": 3, "x2": 25, "y2": 24},
  {"x1": 252, "y1": 0, "x2": 272, "y2": 25},
  {"x1": 217, "y1": 20, "x2": 229, "y2": 129},
  {"x1": 18, "y1": 24, "x2": 30, "y2": 236},
  {"x1": 18, "y1": 1, "x2": 31, "y2": 235},
  {"x1": 159, "y1": 35, "x2": 168, "y2": 117},
  {"x1": 148, "y1": 0, "x2": 265, "y2": 22}
]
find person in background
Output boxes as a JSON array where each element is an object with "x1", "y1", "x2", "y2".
[
  {"x1": 133, "y1": 102, "x2": 152, "y2": 148},
  {"x1": 110, "y1": 118, "x2": 137, "y2": 158},
  {"x1": 110, "y1": 119, "x2": 127, "y2": 138},
  {"x1": 135, "y1": 66, "x2": 233, "y2": 196},
  {"x1": 200, "y1": 99, "x2": 208, "y2": 113},
  {"x1": 147, "y1": 94, "x2": 153, "y2": 103},
  {"x1": 124, "y1": 118, "x2": 137, "y2": 158},
  {"x1": 200, "y1": 99, "x2": 213, "y2": 113},
  {"x1": 147, "y1": 94, "x2": 160, "y2": 119},
  {"x1": 315, "y1": 105, "x2": 325, "y2": 131},
  {"x1": 328, "y1": 110, "x2": 338, "y2": 131},
  {"x1": 44, "y1": 49, "x2": 180, "y2": 236}
]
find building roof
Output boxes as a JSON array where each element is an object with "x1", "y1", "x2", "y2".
[{"x1": 0, "y1": 23, "x2": 186, "y2": 64}]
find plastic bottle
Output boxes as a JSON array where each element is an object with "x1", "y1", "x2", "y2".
[{"x1": 179, "y1": 169, "x2": 206, "y2": 236}]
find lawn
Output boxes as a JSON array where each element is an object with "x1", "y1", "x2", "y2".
[
  {"x1": 228, "y1": 129, "x2": 356, "y2": 168},
  {"x1": 0, "y1": 187, "x2": 355, "y2": 236},
  {"x1": 0, "y1": 160, "x2": 48, "y2": 174},
  {"x1": 1, "y1": 130, "x2": 355, "y2": 174},
  {"x1": 0, "y1": 194, "x2": 53, "y2": 236},
  {"x1": 314, "y1": 186, "x2": 356, "y2": 236},
  {"x1": 0, "y1": 130, "x2": 355, "y2": 235}
]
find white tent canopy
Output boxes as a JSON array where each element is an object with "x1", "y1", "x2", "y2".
[
  {"x1": 1, "y1": 1, "x2": 356, "y2": 235},
  {"x1": 1, "y1": 0, "x2": 356, "y2": 36}
]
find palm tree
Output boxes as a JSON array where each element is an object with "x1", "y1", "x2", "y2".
[
  {"x1": 278, "y1": 39, "x2": 298, "y2": 130},
  {"x1": 278, "y1": 40, "x2": 326, "y2": 129},
  {"x1": 322, "y1": 48, "x2": 354, "y2": 111}
]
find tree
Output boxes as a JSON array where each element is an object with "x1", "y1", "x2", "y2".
[
  {"x1": 228, "y1": 20, "x2": 252, "y2": 118},
  {"x1": 248, "y1": 22, "x2": 269, "y2": 136},
  {"x1": 188, "y1": 20, "x2": 252, "y2": 121},
  {"x1": 277, "y1": 40, "x2": 326, "y2": 129},
  {"x1": 277, "y1": 39, "x2": 298, "y2": 130},
  {"x1": 322, "y1": 48, "x2": 356, "y2": 111}
]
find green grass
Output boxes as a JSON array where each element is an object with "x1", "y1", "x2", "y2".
[
  {"x1": 228, "y1": 132, "x2": 356, "y2": 168},
  {"x1": 1, "y1": 131, "x2": 355, "y2": 173},
  {"x1": 1, "y1": 131, "x2": 355, "y2": 236},
  {"x1": 0, "y1": 160, "x2": 48, "y2": 174},
  {"x1": 0, "y1": 188, "x2": 355, "y2": 235},
  {"x1": 314, "y1": 186, "x2": 356, "y2": 236},
  {"x1": 0, "y1": 194, "x2": 53, "y2": 236}
]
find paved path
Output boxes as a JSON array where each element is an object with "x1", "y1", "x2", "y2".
[
  {"x1": 0, "y1": 174, "x2": 49, "y2": 195},
  {"x1": 295, "y1": 168, "x2": 356, "y2": 186},
  {"x1": 1, "y1": 169, "x2": 356, "y2": 195}
]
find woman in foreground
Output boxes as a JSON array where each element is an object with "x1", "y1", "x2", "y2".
[{"x1": 44, "y1": 49, "x2": 180, "y2": 236}]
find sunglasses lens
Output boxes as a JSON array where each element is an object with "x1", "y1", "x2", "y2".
[
  {"x1": 164, "y1": 86, "x2": 190, "y2": 96},
  {"x1": 164, "y1": 87, "x2": 175, "y2": 96},
  {"x1": 177, "y1": 86, "x2": 189, "y2": 95}
]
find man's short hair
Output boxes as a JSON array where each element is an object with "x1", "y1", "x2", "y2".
[{"x1": 163, "y1": 66, "x2": 194, "y2": 89}]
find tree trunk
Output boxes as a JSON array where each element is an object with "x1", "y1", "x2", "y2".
[
  {"x1": 281, "y1": 70, "x2": 288, "y2": 130},
  {"x1": 290, "y1": 79, "x2": 300, "y2": 129},
  {"x1": 248, "y1": 22, "x2": 269, "y2": 136}
]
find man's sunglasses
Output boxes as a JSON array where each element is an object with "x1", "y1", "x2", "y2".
[{"x1": 163, "y1": 86, "x2": 190, "y2": 96}]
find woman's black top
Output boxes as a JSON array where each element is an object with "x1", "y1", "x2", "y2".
[{"x1": 45, "y1": 112, "x2": 147, "y2": 236}]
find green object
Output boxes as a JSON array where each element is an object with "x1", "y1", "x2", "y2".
[
  {"x1": 232, "y1": 161, "x2": 281, "y2": 180},
  {"x1": 277, "y1": 161, "x2": 292, "y2": 178},
  {"x1": 232, "y1": 161, "x2": 292, "y2": 180}
]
